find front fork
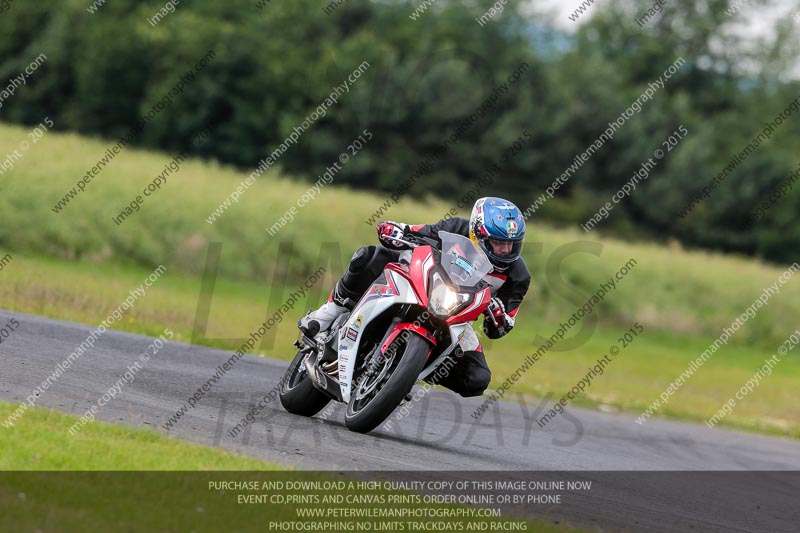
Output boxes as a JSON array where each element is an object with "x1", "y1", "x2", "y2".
[
  {"x1": 362, "y1": 317, "x2": 402, "y2": 381},
  {"x1": 360, "y1": 316, "x2": 438, "y2": 388}
]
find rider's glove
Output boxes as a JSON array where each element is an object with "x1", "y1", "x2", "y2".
[
  {"x1": 483, "y1": 297, "x2": 515, "y2": 339},
  {"x1": 377, "y1": 221, "x2": 409, "y2": 250}
]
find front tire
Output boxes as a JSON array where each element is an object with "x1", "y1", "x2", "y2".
[
  {"x1": 345, "y1": 334, "x2": 429, "y2": 433},
  {"x1": 279, "y1": 349, "x2": 331, "y2": 417}
]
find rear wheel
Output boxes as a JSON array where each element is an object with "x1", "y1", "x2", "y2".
[
  {"x1": 345, "y1": 334, "x2": 429, "y2": 433},
  {"x1": 279, "y1": 349, "x2": 331, "y2": 417}
]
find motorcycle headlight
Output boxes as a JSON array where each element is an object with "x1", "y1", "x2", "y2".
[{"x1": 428, "y1": 272, "x2": 471, "y2": 317}]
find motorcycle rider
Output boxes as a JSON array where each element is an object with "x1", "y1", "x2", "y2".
[{"x1": 299, "y1": 197, "x2": 530, "y2": 398}]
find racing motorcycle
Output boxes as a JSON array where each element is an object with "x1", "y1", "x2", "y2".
[{"x1": 279, "y1": 231, "x2": 494, "y2": 433}]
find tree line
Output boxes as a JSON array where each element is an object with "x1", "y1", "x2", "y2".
[{"x1": 1, "y1": 0, "x2": 798, "y2": 263}]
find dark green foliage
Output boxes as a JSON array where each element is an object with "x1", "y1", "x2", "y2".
[{"x1": 1, "y1": 0, "x2": 797, "y2": 263}]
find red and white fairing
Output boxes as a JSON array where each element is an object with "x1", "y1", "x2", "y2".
[{"x1": 336, "y1": 243, "x2": 492, "y2": 403}]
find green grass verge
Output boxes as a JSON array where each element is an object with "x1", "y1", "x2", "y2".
[
  {"x1": 0, "y1": 402, "x2": 576, "y2": 532},
  {"x1": 0, "y1": 401, "x2": 284, "y2": 470}
]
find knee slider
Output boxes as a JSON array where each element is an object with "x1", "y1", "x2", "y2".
[
  {"x1": 468, "y1": 367, "x2": 492, "y2": 392},
  {"x1": 461, "y1": 356, "x2": 491, "y2": 395}
]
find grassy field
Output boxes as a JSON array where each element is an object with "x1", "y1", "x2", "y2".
[
  {"x1": 0, "y1": 402, "x2": 574, "y2": 532},
  {"x1": 0, "y1": 401, "x2": 284, "y2": 470},
  {"x1": 1, "y1": 122, "x2": 799, "y2": 437},
  {"x1": 3, "y1": 123, "x2": 800, "y2": 345}
]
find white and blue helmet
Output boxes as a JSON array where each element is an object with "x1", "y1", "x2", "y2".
[{"x1": 469, "y1": 197, "x2": 526, "y2": 269}]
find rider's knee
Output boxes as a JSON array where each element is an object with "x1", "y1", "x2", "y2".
[
  {"x1": 348, "y1": 246, "x2": 375, "y2": 273},
  {"x1": 369, "y1": 246, "x2": 398, "y2": 274},
  {"x1": 348, "y1": 245, "x2": 395, "y2": 274},
  {"x1": 458, "y1": 362, "x2": 491, "y2": 397},
  {"x1": 340, "y1": 245, "x2": 399, "y2": 301}
]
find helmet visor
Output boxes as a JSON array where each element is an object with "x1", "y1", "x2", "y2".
[{"x1": 487, "y1": 238, "x2": 523, "y2": 264}]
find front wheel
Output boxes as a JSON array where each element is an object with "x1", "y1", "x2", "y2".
[
  {"x1": 279, "y1": 349, "x2": 331, "y2": 417},
  {"x1": 345, "y1": 334, "x2": 429, "y2": 433}
]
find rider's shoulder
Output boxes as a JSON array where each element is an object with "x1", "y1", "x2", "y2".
[
  {"x1": 507, "y1": 256, "x2": 531, "y2": 281},
  {"x1": 431, "y1": 216, "x2": 470, "y2": 234}
]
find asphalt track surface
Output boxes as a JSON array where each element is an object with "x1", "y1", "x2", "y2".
[{"x1": 2, "y1": 310, "x2": 799, "y2": 532}]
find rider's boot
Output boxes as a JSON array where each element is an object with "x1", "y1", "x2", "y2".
[
  {"x1": 298, "y1": 300, "x2": 347, "y2": 337},
  {"x1": 298, "y1": 282, "x2": 354, "y2": 336}
]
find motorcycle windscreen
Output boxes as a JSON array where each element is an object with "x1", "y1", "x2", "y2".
[{"x1": 438, "y1": 231, "x2": 493, "y2": 287}]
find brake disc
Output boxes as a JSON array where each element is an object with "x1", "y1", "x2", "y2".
[{"x1": 353, "y1": 348, "x2": 396, "y2": 401}]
